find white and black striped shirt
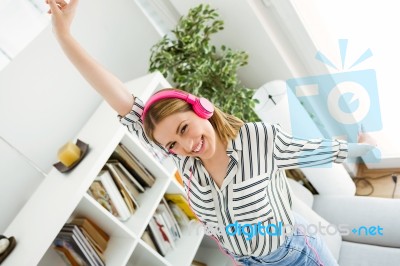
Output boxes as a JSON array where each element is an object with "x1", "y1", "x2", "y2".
[{"x1": 119, "y1": 97, "x2": 348, "y2": 257}]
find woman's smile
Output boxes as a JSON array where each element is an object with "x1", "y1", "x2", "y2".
[
  {"x1": 192, "y1": 136, "x2": 204, "y2": 153},
  {"x1": 153, "y1": 110, "x2": 216, "y2": 159}
]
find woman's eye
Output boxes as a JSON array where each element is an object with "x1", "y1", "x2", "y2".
[
  {"x1": 169, "y1": 142, "x2": 175, "y2": 150},
  {"x1": 181, "y1": 125, "x2": 187, "y2": 134}
]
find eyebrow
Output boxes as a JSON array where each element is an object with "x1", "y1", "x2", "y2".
[{"x1": 164, "y1": 120, "x2": 187, "y2": 149}]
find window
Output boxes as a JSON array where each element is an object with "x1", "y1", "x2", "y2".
[
  {"x1": 280, "y1": 0, "x2": 400, "y2": 164},
  {"x1": 0, "y1": 0, "x2": 50, "y2": 71},
  {"x1": 135, "y1": 0, "x2": 179, "y2": 37}
]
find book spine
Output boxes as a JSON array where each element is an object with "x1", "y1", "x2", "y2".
[
  {"x1": 106, "y1": 162, "x2": 140, "y2": 209},
  {"x1": 116, "y1": 162, "x2": 145, "y2": 192},
  {"x1": 148, "y1": 218, "x2": 169, "y2": 256},
  {"x1": 111, "y1": 147, "x2": 152, "y2": 188},
  {"x1": 162, "y1": 198, "x2": 182, "y2": 238},
  {"x1": 72, "y1": 219, "x2": 108, "y2": 252},
  {"x1": 100, "y1": 171, "x2": 131, "y2": 221},
  {"x1": 165, "y1": 194, "x2": 197, "y2": 219},
  {"x1": 105, "y1": 163, "x2": 135, "y2": 214},
  {"x1": 55, "y1": 232, "x2": 92, "y2": 265},
  {"x1": 65, "y1": 225, "x2": 105, "y2": 266},
  {"x1": 169, "y1": 202, "x2": 190, "y2": 230},
  {"x1": 120, "y1": 144, "x2": 155, "y2": 183},
  {"x1": 117, "y1": 144, "x2": 155, "y2": 186},
  {"x1": 153, "y1": 213, "x2": 174, "y2": 249},
  {"x1": 158, "y1": 211, "x2": 178, "y2": 246}
]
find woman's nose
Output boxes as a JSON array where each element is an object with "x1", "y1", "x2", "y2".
[{"x1": 182, "y1": 138, "x2": 193, "y2": 152}]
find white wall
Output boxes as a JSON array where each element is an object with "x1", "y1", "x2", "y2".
[
  {"x1": 169, "y1": 0, "x2": 304, "y2": 90},
  {"x1": 0, "y1": 0, "x2": 161, "y2": 232}
]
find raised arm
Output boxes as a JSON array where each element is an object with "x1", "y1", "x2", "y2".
[
  {"x1": 272, "y1": 124, "x2": 378, "y2": 169},
  {"x1": 271, "y1": 124, "x2": 348, "y2": 169},
  {"x1": 47, "y1": 0, "x2": 134, "y2": 116}
]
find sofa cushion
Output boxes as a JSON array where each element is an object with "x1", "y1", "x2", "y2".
[
  {"x1": 339, "y1": 241, "x2": 400, "y2": 266},
  {"x1": 313, "y1": 195, "x2": 400, "y2": 248},
  {"x1": 300, "y1": 163, "x2": 356, "y2": 196}
]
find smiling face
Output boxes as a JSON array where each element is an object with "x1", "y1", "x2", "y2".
[{"x1": 153, "y1": 110, "x2": 217, "y2": 159}]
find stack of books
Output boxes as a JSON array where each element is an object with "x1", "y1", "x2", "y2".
[
  {"x1": 141, "y1": 195, "x2": 194, "y2": 257},
  {"x1": 87, "y1": 143, "x2": 156, "y2": 221},
  {"x1": 52, "y1": 218, "x2": 110, "y2": 266},
  {"x1": 164, "y1": 193, "x2": 197, "y2": 220}
]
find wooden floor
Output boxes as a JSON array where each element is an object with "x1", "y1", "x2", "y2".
[{"x1": 354, "y1": 163, "x2": 400, "y2": 198}]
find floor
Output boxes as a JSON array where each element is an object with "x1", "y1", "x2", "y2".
[{"x1": 354, "y1": 163, "x2": 400, "y2": 198}]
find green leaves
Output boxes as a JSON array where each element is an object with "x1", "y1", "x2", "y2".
[{"x1": 149, "y1": 4, "x2": 259, "y2": 122}]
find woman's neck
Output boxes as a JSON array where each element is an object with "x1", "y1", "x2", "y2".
[
  {"x1": 200, "y1": 137, "x2": 229, "y2": 188},
  {"x1": 201, "y1": 136, "x2": 228, "y2": 167}
]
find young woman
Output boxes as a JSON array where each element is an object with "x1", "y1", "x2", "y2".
[{"x1": 46, "y1": 1, "x2": 377, "y2": 265}]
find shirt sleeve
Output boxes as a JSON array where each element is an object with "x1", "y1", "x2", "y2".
[
  {"x1": 118, "y1": 96, "x2": 150, "y2": 142},
  {"x1": 272, "y1": 124, "x2": 348, "y2": 169},
  {"x1": 118, "y1": 96, "x2": 168, "y2": 160}
]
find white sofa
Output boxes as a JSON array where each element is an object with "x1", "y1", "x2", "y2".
[{"x1": 288, "y1": 166, "x2": 400, "y2": 266}]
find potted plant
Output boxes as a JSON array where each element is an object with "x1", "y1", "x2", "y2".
[{"x1": 149, "y1": 4, "x2": 259, "y2": 122}]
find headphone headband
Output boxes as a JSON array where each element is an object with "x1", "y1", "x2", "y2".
[{"x1": 141, "y1": 89, "x2": 214, "y2": 121}]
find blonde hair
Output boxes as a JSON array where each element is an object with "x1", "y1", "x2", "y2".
[{"x1": 143, "y1": 88, "x2": 244, "y2": 146}]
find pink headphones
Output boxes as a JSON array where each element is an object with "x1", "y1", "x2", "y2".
[{"x1": 141, "y1": 89, "x2": 214, "y2": 121}]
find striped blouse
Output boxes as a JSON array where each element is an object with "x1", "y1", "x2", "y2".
[{"x1": 119, "y1": 97, "x2": 349, "y2": 257}]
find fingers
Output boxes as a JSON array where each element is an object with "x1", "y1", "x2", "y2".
[
  {"x1": 59, "y1": 0, "x2": 68, "y2": 8},
  {"x1": 47, "y1": 0, "x2": 61, "y2": 15},
  {"x1": 46, "y1": 0, "x2": 68, "y2": 14}
]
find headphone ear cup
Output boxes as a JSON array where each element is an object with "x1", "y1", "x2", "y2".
[{"x1": 193, "y1": 97, "x2": 214, "y2": 119}]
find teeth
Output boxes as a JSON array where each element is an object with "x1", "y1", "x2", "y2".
[{"x1": 193, "y1": 138, "x2": 203, "y2": 152}]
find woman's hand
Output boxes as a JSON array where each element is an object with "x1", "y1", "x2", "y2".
[
  {"x1": 46, "y1": 0, "x2": 79, "y2": 39},
  {"x1": 347, "y1": 126, "x2": 378, "y2": 158},
  {"x1": 357, "y1": 125, "x2": 378, "y2": 147}
]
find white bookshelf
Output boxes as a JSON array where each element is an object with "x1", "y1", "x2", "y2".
[{"x1": 3, "y1": 72, "x2": 207, "y2": 266}]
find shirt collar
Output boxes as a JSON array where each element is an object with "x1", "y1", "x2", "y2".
[{"x1": 227, "y1": 132, "x2": 242, "y2": 152}]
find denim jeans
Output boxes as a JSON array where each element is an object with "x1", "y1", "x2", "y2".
[{"x1": 225, "y1": 212, "x2": 339, "y2": 266}]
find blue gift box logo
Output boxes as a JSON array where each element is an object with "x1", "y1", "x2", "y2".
[{"x1": 286, "y1": 39, "x2": 382, "y2": 164}]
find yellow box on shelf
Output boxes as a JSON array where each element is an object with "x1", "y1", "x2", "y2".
[{"x1": 58, "y1": 141, "x2": 81, "y2": 167}]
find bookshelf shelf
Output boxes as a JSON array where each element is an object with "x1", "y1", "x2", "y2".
[
  {"x1": 3, "y1": 72, "x2": 210, "y2": 266},
  {"x1": 76, "y1": 194, "x2": 136, "y2": 239},
  {"x1": 129, "y1": 240, "x2": 172, "y2": 266},
  {"x1": 168, "y1": 178, "x2": 186, "y2": 195},
  {"x1": 124, "y1": 171, "x2": 170, "y2": 237},
  {"x1": 166, "y1": 222, "x2": 204, "y2": 266}
]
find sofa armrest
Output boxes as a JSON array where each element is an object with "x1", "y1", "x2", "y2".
[
  {"x1": 300, "y1": 164, "x2": 356, "y2": 196},
  {"x1": 312, "y1": 195, "x2": 400, "y2": 248}
]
